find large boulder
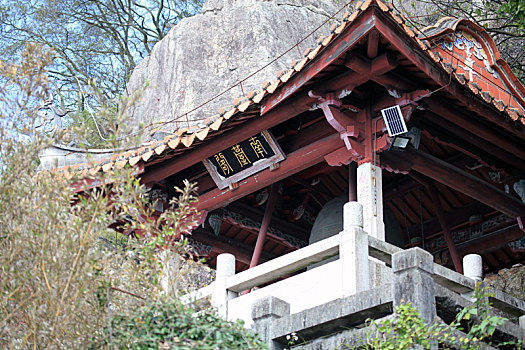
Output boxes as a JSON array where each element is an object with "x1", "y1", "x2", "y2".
[{"x1": 125, "y1": 0, "x2": 339, "y2": 139}]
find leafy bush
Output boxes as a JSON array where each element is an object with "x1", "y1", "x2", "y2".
[
  {"x1": 363, "y1": 284, "x2": 521, "y2": 349},
  {"x1": 105, "y1": 299, "x2": 268, "y2": 349}
]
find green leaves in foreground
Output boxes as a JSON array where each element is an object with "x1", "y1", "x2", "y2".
[
  {"x1": 364, "y1": 284, "x2": 522, "y2": 350},
  {"x1": 104, "y1": 299, "x2": 268, "y2": 350}
]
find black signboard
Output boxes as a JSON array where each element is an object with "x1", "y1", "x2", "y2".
[
  {"x1": 203, "y1": 130, "x2": 285, "y2": 189},
  {"x1": 208, "y1": 134, "x2": 275, "y2": 178}
]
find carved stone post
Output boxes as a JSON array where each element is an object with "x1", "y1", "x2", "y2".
[
  {"x1": 340, "y1": 201, "x2": 370, "y2": 296},
  {"x1": 392, "y1": 247, "x2": 436, "y2": 324},
  {"x1": 212, "y1": 253, "x2": 236, "y2": 318},
  {"x1": 159, "y1": 249, "x2": 181, "y2": 297},
  {"x1": 251, "y1": 296, "x2": 290, "y2": 350},
  {"x1": 463, "y1": 254, "x2": 482, "y2": 282}
]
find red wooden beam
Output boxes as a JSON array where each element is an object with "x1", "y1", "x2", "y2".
[
  {"x1": 374, "y1": 11, "x2": 525, "y2": 139},
  {"x1": 250, "y1": 183, "x2": 279, "y2": 268},
  {"x1": 405, "y1": 201, "x2": 493, "y2": 239},
  {"x1": 372, "y1": 72, "x2": 416, "y2": 93},
  {"x1": 196, "y1": 133, "x2": 344, "y2": 212},
  {"x1": 344, "y1": 52, "x2": 398, "y2": 75},
  {"x1": 422, "y1": 98, "x2": 525, "y2": 161},
  {"x1": 427, "y1": 183, "x2": 463, "y2": 273},
  {"x1": 457, "y1": 224, "x2": 524, "y2": 256},
  {"x1": 420, "y1": 113, "x2": 525, "y2": 171},
  {"x1": 228, "y1": 201, "x2": 311, "y2": 238},
  {"x1": 367, "y1": 30, "x2": 380, "y2": 58},
  {"x1": 261, "y1": 12, "x2": 376, "y2": 115},
  {"x1": 382, "y1": 148, "x2": 525, "y2": 219}
]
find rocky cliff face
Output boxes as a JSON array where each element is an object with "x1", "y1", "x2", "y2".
[{"x1": 124, "y1": 0, "x2": 339, "y2": 140}]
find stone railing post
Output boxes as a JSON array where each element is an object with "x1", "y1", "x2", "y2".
[
  {"x1": 340, "y1": 201, "x2": 370, "y2": 297},
  {"x1": 212, "y1": 253, "x2": 236, "y2": 319},
  {"x1": 520, "y1": 316, "x2": 525, "y2": 330},
  {"x1": 463, "y1": 254, "x2": 482, "y2": 282},
  {"x1": 392, "y1": 247, "x2": 436, "y2": 324},
  {"x1": 251, "y1": 296, "x2": 290, "y2": 350}
]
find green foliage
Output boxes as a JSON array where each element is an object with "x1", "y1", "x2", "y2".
[
  {"x1": 0, "y1": 44, "x2": 253, "y2": 349},
  {"x1": 500, "y1": 0, "x2": 525, "y2": 30},
  {"x1": 363, "y1": 284, "x2": 522, "y2": 349},
  {"x1": 365, "y1": 303, "x2": 434, "y2": 349},
  {"x1": 0, "y1": 0, "x2": 205, "y2": 103},
  {"x1": 105, "y1": 299, "x2": 268, "y2": 349}
]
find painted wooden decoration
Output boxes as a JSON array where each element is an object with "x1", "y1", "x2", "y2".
[
  {"x1": 422, "y1": 18, "x2": 525, "y2": 115},
  {"x1": 203, "y1": 130, "x2": 285, "y2": 190}
]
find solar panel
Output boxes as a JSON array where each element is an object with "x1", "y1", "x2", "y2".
[{"x1": 381, "y1": 105, "x2": 408, "y2": 137}]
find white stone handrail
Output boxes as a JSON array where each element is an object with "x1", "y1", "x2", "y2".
[
  {"x1": 181, "y1": 201, "x2": 525, "y2": 325},
  {"x1": 180, "y1": 283, "x2": 214, "y2": 305},
  {"x1": 225, "y1": 233, "x2": 340, "y2": 293}
]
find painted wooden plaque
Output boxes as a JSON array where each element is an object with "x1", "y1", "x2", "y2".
[{"x1": 203, "y1": 130, "x2": 285, "y2": 189}]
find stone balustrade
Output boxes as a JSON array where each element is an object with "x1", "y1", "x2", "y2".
[{"x1": 181, "y1": 201, "x2": 525, "y2": 349}]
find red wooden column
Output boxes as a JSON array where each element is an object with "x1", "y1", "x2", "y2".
[
  {"x1": 349, "y1": 162, "x2": 357, "y2": 202},
  {"x1": 249, "y1": 183, "x2": 279, "y2": 268},
  {"x1": 428, "y1": 183, "x2": 463, "y2": 274}
]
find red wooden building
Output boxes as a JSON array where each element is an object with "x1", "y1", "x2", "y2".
[{"x1": 57, "y1": 0, "x2": 525, "y2": 275}]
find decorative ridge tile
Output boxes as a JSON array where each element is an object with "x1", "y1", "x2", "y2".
[
  {"x1": 141, "y1": 150, "x2": 154, "y2": 162},
  {"x1": 508, "y1": 108, "x2": 520, "y2": 121},
  {"x1": 246, "y1": 90, "x2": 258, "y2": 99},
  {"x1": 280, "y1": 69, "x2": 294, "y2": 83},
  {"x1": 329, "y1": 22, "x2": 338, "y2": 33},
  {"x1": 307, "y1": 45, "x2": 323, "y2": 60},
  {"x1": 481, "y1": 91, "x2": 493, "y2": 103},
  {"x1": 115, "y1": 159, "x2": 128, "y2": 169},
  {"x1": 494, "y1": 99, "x2": 507, "y2": 112},
  {"x1": 377, "y1": 0, "x2": 389, "y2": 12},
  {"x1": 195, "y1": 127, "x2": 210, "y2": 141},
  {"x1": 334, "y1": 21, "x2": 347, "y2": 34},
  {"x1": 302, "y1": 47, "x2": 314, "y2": 56},
  {"x1": 129, "y1": 155, "x2": 142, "y2": 166},
  {"x1": 253, "y1": 90, "x2": 267, "y2": 104},
  {"x1": 322, "y1": 34, "x2": 335, "y2": 46},
  {"x1": 316, "y1": 35, "x2": 327, "y2": 46},
  {"x1": 155, "y1": 144, "x2": 167, "y2": 155},
  {"x1": 348, "y1": 10, "x2": 360, "y2": 23},
  {"x1": 238, "y1": 99, "x2": 252, "y2": 112},
  {"x1": 168, "y1": 136, "x2": 181, "y2": 149},
  {"x1": 359, "y1": 0, "x2": 373, "y2": 12},
  {"x1": 469, "y1": 82, "x2": 482, "y2": 93},
  {"x1": 224, "y1": 107, "x2": 237, "y2": 120},
  {"x1": 454, "y1": 72, "x2": 468, "y2": 84},
  {"x1": 265, "y1": 80, "x2": 280, "y2": 94},
  {"x1": 182, "y1": 134, "x2": 196, "y2": 147},
  {"x1": 293, "y1": 57, "x2": 309, "y2": 72}
]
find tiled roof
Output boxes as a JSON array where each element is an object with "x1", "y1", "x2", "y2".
[{"x1": 53, "y1": 0, "x2": 525, "y2": 179}]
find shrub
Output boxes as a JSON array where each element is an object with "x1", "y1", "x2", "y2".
[{"x1": 104, "y1": 299, "x2": 268, "y2": 349}]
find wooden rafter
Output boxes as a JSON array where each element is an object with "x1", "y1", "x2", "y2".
[{"x1": 382, "y1": 148, "x2": 525, "y2": 219}]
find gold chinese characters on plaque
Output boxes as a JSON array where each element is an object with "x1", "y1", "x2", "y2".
[{"x1": 203, "y1": 130, "x2": 285, "y2": 189}]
